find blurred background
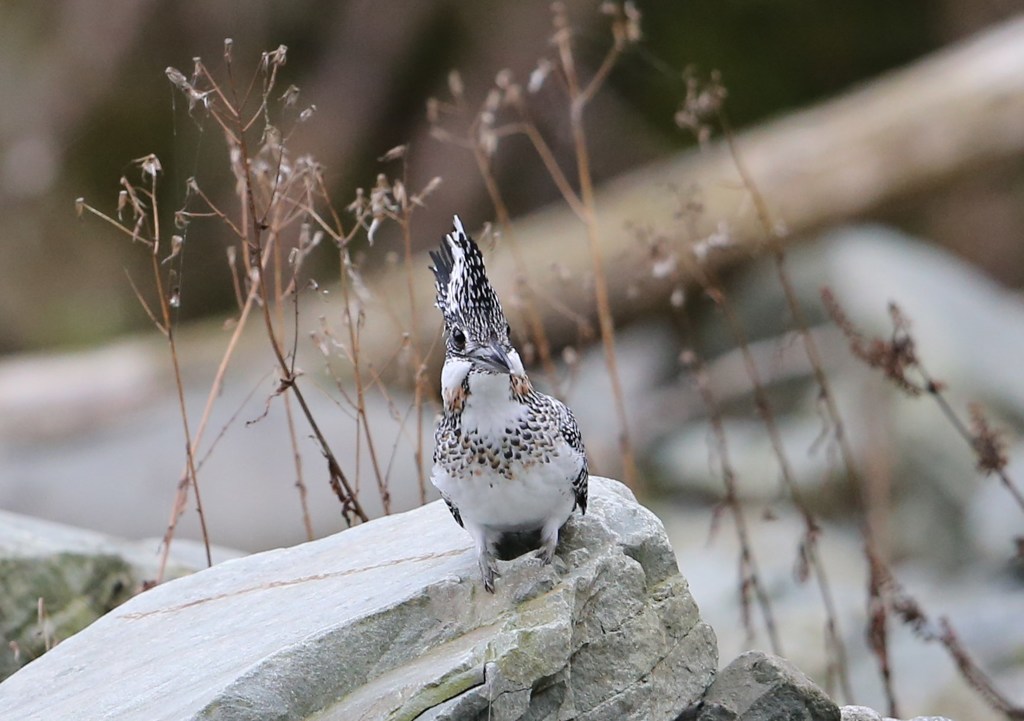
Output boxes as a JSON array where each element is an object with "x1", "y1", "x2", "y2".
[
  {"x1": 3, "y1": 0, "x2": 1023, "y2": 352},
  {"x1": 1, "y1": 1, "x2": 1023, "y2": 718}
]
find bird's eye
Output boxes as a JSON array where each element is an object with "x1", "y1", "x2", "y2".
[{"x1": 451, "y1": 327, "x2": 466, "y2": 350}]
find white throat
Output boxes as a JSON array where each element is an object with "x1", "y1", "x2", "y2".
[
  {"x1": 441, "y1": 354, "x2": 528, "y2": 437},
  {"x1": 462, "y1": 370, "x2": 523, "y2": 437}
]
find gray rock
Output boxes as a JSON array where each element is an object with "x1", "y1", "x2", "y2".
[
  {"x1": 840, "y1": 706, "x2": 956, "y2": 721},
  {"x1": 698, "y1": 651, "x2": 839, "y2": 721},
  {"x1": 0, "y1": 509, "x2": 242, "y2": 681},
  {"x1": 0, "y1": 477, "x2": 717, "y2": 721}
]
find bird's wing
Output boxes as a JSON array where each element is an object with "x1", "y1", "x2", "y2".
[
  {"x1": 442, "y1": 495, "x2": 464, "y2": 527},
  {"x1": 557, "y1": 400, "x2": 589, "y2": 515}
]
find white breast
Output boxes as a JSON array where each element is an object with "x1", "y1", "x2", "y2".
[{"x1": 432, "y1": 369, "x2": 581, "y2": 532}]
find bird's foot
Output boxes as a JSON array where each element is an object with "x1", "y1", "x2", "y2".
[
  {"x1": 536, "y1": 543, "x2": 556, "y2": 566},
  {"x1": 480, "y1": 558, "x2": 500, "y2": 593}
]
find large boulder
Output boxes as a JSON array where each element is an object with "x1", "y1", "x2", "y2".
[
  {"x1": 696, "y1": 651, "x2": 839, "y2": 721},
  {"x1": 0, "y1": 477, "x2": 716, "y2": 720},
  {"x1": 0, "y1": 509, "x2": 240, "y2": 682}
]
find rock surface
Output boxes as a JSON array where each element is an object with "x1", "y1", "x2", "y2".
[
  {"x1": 697, "y1": 651, "x2": 839, "y2": 721},
  {"x1": 0, "y1": 477, "x2": 716, "y2": 720},
  {"x1": 840, "y1": 705, "x2": 955, "y2": 721},
  {"x1": 0, "y1": 509, "x2": 241, "y2": 681}
]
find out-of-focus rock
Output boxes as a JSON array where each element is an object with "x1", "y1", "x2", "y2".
[
  {"x1": 696, "y1": 650, "x2": 839, "y2": 721},
  {"x1": 0, "y1": 509, "x2": 242, "y2": 681}
]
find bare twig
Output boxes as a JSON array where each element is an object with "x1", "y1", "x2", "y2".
[
  {"x1": 550, "y1": 1, "x2": 638, "y2": 487},
  {"x1": 822, "y1": 290, "x2": 1024, "y2": 516},
  {"x1": 682, "y1": 347, "x2": 783, "y2": 653},
  {"x1": 887, "y1": 576, "x2": 1024, "y2": 719}
]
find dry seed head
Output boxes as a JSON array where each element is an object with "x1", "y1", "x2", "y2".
[
  {"x1": 280, "y1": 84, "x2": 300, "y2": 106},
  {"x1": 367, "y1": 218, "x2": 381, "y2": 245},
  {"x1": 447, "y1": 69, "x2": 464, "y2": 100},
  {"x1": 495, "y1": 69, "x2": 513, "y2": 89},
  {"x1": 347, "y1": 187, "x2": 366, "y2": 215},
  {"x1": 413, "y1": 176, "x2": 443, "y2": 206},
  {"x1": 483, "y1": 88, "x2": 501, "y2": 114},
  {"x1": 651, "y1": 254, "x2": 677, "y2": 279},
  {"x1": 670, "y1": 286, "x2": 686, "y2": 308},
  {"x1": 135, "y1": 153, "x2": 162, "y2": 178},
  {"x1": 478, "y1": 125, "x2": 498, "y2": 157},
  {"x1": 263, "y1": 45, "x2": 288, "y2": 68},
  {"x1": 370, "y1": 173, "x2": 397, "y2": 217},
  {"x1": 552, "y1": 2, "x2": 569, "y2": 31},
  {"x1": 692, "y1": 220, "x2": 732, "y2": 262},
  {"x1": 165, "y1": 66, "x2": 189, "y2": 90},
  {"x1": 162, "y1": 235, "x2": 184, "y2": 266},
  {"x1": 528, "y1": 59, "x2": 552, "y2": 93},
  {"x1": 393, "y1": 180, "x2": 407, "y2": 209},
  {"x1": 623, "y1": 1, "x2": 642, "y2": 42},
  {"x1": 379, "y1": 144, "x2": 407, "y2": 162},
  {"x1": 504, "y1": 83, "x2": 522, "y2": 106},
  {"x1": 968, "y1": 403, "x2": 1008, "y2": 475}
]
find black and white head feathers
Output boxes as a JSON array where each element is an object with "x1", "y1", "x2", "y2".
[{"x1": 430, "y1": 215, "x2": 512, "y2": 359}]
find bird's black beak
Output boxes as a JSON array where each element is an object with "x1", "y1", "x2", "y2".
[{"x1": 470, "y1": 341, "x2": 513, "y2": 374}]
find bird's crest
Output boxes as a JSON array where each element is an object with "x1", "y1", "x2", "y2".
[{"x1": 429, "y1": 215, "x2": 506, "y2": 337}]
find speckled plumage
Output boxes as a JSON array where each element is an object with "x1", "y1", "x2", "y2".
[{"x1": 430, "y1": 215, "x2": 588, "y2": 592}]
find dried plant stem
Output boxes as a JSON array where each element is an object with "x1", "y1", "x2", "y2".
[
  {"x1": 471, "y1": 144, "x2": 562, "y2": 389},
  {"x1": 886, "y1": 571, "x2": 1024, "y2": 720},
  {"x1": 818, "y1": 287, "x2": 1024, "y2": 716},
  {"x1": 935, "y1": 619, "x2": 1024, "y2": 720},
  {"x1": 160, "y1": 315, "x2": 212, "y2": 568},
  {"x1": 218, "y1": 57, "x2": 368, "y2": 525},
  {"x1": 399, "y1": 209, "x2": 428, "y2": 504},
  {"x1": 282, "y1": 390, "x2": 314, "y2": 540},
  {"x1": 277, "y1": 236, "x2": 315, "y2": 541},
  {"x1": 719, "y1": 112, "x2": 1024, "y2": 713},
  {"x1": 341, "y1": 271, "x2": 391, "y2": 513},
  {"x1": 77, "y1": 193, "x2": 212, "y2": 572},
  {"x1": 555, "y1": 21, "x2": 638, "y2": 488},
  {"x1": 924, "y1": 378, "x2": 1024, "y2": 514},
  {"x1": 867, "y1": 547, "x2": 899, "y2": 716},
  {"x1": 145, "y1": 169, "x2": 214, "y2": 573},
  {"x1": 711, "y1": 273, "x2": 852, "y2": 699},
  {"x1": 717, "y1": 111, "x2": 879, "y2": 702},
  {"x1": 684, "y1": 346, "x2": 783, "y2": 653},
  {"x1": 156, "y1": 270, "x2": 260, "y2": 582}
]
